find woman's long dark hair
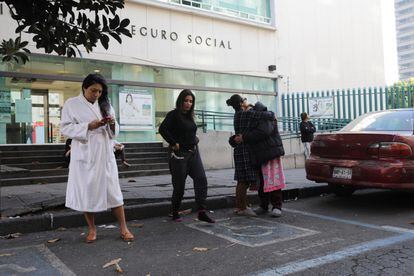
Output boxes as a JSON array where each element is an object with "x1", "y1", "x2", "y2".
[
  {"x1": 82, "y1": 73, "x2": 110, "y2": 117},
  {"x1": 226, "y1": 94, "x2": 243, "y2": 112},
  {"x1": 175, "y1": 89, "x2": 195, "y2": 121}
]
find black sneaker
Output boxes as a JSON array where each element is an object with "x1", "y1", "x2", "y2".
[
  {"x1": 198, "y1": 211, "x2": 215, "y2": 223},
  {"x1": 254, "y1": 207, "x2": 268, "y2": 215}
]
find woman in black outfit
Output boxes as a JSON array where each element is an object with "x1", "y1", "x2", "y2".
[{"x1": 159, "y1": 89, "x2": 214, "y2": 223}]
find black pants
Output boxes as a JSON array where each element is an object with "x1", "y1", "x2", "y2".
[
  {"x1": 258, "y1": 170, "x2": 283, "y2": 210},
  {"x1": 169, "y1": 147, "x2": 207, "y2": 213}
]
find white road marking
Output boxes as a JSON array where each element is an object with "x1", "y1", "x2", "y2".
[
  {"x1": 254, "y1": 233, "x2": 414, "y2": 276},
  {"x1": 283, "y1": 208, "x2": 407, "y2": 234},
  {"x1": 0, "y1": 264, "x2": 36, "y2": 273},
  {"x1": 187, "y1": 217, "x2": 319, "y2": 247},
  {"x1": 253, "y1": 209, "x2": 414, "y2": 275}
]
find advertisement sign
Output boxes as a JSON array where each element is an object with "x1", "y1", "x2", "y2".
[
  {"x1": 308, "y1": 97, "x2": 334, "y2": 118},
  {"x1": 119, "y1": 88, "x2": 153, "y2": 131},
  {"x1": 0, "y1": 90, "x2": 11, "y2": 123},
  {"x1": 15, "y1": 99, "x2": 32, "y2": 123}
]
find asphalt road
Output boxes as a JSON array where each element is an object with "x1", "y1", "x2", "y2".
[{"x1": 1, "y1": 189, "x2": 414, "y2": 276}]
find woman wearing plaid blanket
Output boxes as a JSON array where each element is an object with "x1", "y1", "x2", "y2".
[{"x1": 226, "y1": 94, "x2": 274, "y2": 216}]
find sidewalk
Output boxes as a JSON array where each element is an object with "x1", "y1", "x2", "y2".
[{"x1": 0, "y1": 168, "x2": 329, "y2": 235}]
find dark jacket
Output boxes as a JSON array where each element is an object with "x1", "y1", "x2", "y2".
[
  {"x1": 229, "y1": 107, "x2": 275, "y2": 182},
  {"x1": 300, "y1": 121, "x2": 316, "y2": 142},
  {"x1": 159, "y1": 109, "x2": 198, "y2": 150},
  {"x1": 243, "y1": 102, "x2": 285, "y2": 167}
]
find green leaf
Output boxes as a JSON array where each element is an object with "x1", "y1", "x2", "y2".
[
  {"x1": 109, "y1": 15, "x2": 120, "y2": 30},
  {"x1": 15, "y1": 25, "x2": 26, "y2": 33},
  {"x1": 19, "y1": 41, "x2": 29, "y2": 48},
  {"x1": 119, "y1": 18, "x2": 130, "y2": 29},
  {"x1": 100, "y1": 34, "x2": 109, "y2": 49},
  {"x1": 109, "y1": 32, "x2": 121, "y2": 44},
  {"x1": 118, "y1": 28, "x2": 132, "y2": 37}
]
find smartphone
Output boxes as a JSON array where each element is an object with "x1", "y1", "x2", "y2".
[{"x1": 102, "y1": 116, "x2": 112, "y2": 122}]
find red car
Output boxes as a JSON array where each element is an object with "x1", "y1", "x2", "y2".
[{"x1": 306, "y1": 108, "x2": 414, "y2": 196}]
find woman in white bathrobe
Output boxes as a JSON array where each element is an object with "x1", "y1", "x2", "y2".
[{"x1": 61, "y1": 73, "x2": 134, "y2": 243}]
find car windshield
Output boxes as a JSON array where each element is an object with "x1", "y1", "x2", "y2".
[{"x1": 341, "y1": 110, "x2": 414, "y2": 132}]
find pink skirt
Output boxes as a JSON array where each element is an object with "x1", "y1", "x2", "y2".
[{"x1": 261, "y1": 157, "x2": 286, "y2": 193}]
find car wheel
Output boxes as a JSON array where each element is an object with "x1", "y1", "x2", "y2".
[{"x1": 328, "y1": 183, "x2": 355, "y2": 197}]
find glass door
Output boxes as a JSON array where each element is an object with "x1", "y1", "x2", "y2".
[{"x1": 31, "y1": 90, "x2": 49, "y2": 144}]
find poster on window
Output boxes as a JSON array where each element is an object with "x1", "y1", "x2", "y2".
[
  {"x1": 0, "y1": 90, "x2": 11, "y2": 123},
  {"x1": 308, "y1": 97, "x2": 334, "y2": 118},
  {"x1": 15, "y1": 99, "x2": 32, "y2": 123},
  {"x1": 119, "y1": 88, "x2": 153, "y2": 130}
]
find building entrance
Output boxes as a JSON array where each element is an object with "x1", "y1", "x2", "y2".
[{"x1": 2, "y1": 78, "x2": 80, "y2": 144}]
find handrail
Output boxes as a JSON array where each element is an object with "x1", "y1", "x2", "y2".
[{"x1": 193, "y1": 110, "x2": 351, "y2": 136}]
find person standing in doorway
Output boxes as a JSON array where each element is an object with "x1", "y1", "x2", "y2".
[
  {"x1": 159, "y1": 89, "x2": 215, "y2": 223},
  {"x1": 300, "y1": 112, "x2": 316, "y2": 159},
  {"x1": 61, "y1": 73, "x2": 134, "y2": 243}
]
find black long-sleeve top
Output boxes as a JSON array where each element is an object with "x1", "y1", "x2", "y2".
[
  {"x1": 300, "y1": 121, "x2": 316, "y2": 142},
  {"x1": 159, "y1": 109, "x2": 198, "y2": 150}
]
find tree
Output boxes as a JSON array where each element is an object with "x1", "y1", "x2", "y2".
[
  {"x1": 390, "y1": 78, "x2": 414, "y2": 108},
  {"x1": 0, "y1": 0, "x2": 132, "y2": 64}
]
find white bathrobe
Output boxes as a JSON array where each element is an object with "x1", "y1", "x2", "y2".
[{"x1": 61, "y1": 93, "x2": 123, "y2": 212}]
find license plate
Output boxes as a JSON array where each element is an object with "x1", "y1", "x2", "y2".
[{"x1": 332, "y1": 167, "x2": 352, "y2": 179}]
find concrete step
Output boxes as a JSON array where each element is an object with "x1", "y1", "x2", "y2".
[
  {"x1": 119, "y1": 169, "x2": 170, "y2": 178},
  {"x1": 0, "y1": 142, "x2": 163, "y2": 150},
  {"x1": 0, "y1": 150, "x2": 64, "y2": 158},
  {"x1": 4, "y1": 157, "x2": 170, "y2": 170},
  {"x1": 0, "y1": 147, "x2": 167, "y2": 157},
  {"x1": 1, "y1": 169, "x2": 171, "y2": 186},
  {"x1": 1, "y1": 152, "x2": 168, "y2": 165},
  {"x1": 0, "y1": 144, "x2": 66, "y2": 151},
  {"x1": 1, "y1": 163, "x2": 170, "y2": 178},
  {"x1": 122, "y1": 142, "x2": 164, "y2": 149},
  {"x1": 120, "y1": 147, "x2": 168, "y2": 153}
]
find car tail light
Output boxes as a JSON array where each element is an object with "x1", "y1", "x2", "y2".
[{"x1": 367, "y1": 142, "x2": 413, "y2": 158}]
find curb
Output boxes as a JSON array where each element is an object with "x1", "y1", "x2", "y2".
[{"x1": 0, "y1": 185, "x2": 330, "y2": 236}]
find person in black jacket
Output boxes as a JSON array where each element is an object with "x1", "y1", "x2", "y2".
[
  {"x1": 299, "y1": 112, "x2": 316, "y2": 159},
  {"x1": 159, "y1": 89, "x2": 214, "y2": 223},
  {"x1": 239, "y1": 102, "x2": 286, "y2": 217}
]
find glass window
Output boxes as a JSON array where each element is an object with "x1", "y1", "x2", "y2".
[
  {"x1": 341, "y1": 110, "x2": 414, "y2": 132},
  {"x1": 159, "y1": 0, "x2": 271, "y2": 24},
  {"x1": 6, "y1": 54, "x2": 274, "y2": 93}
]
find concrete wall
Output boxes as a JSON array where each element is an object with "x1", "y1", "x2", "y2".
[
  {"x1": 197, "y1": 130, "x2": 305, "y2": 170},
  {"x1": 275, "y1": 0, "x2": 397, "y2": 92},
  {"x1": 197, "y1": 131, "x2": 234, "y2": 170},
  {"x1": 0, "y1": 2, "x2": 277, "y2": 79}
]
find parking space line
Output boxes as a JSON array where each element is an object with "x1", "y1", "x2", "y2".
[
  {"x1": 0, "y1": 244, "x2": 75, "y2": 276},
  {"x1": 37, "y1": 244, "x2": 76, "y2": 276},
  {"x1": 186, "y1": 217, "x2": 319, "y2": 247},
  {"x1": 252, "y1": 209, "x2": 414, "y2": 275},
  {"x1": 254, "y1": 233, "x2": 414, "y2": 276},
  {"x1": 283, "y1": 208, "x2": 407, "y2": 234}
]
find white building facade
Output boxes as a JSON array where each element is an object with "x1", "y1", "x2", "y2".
[{"x1": 0, "y1": 0, "x2": 393, "y2": 144}]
